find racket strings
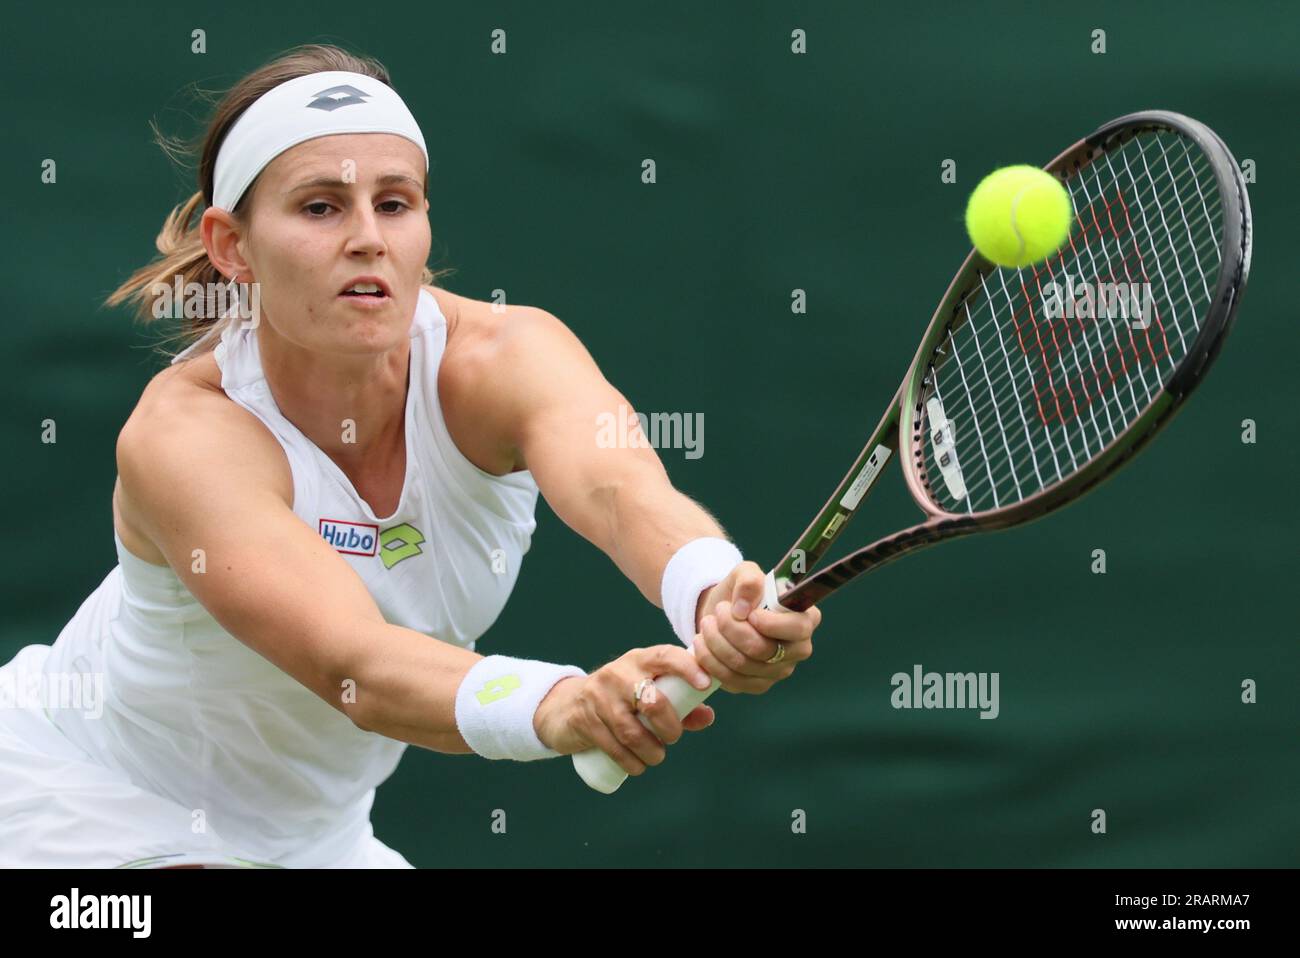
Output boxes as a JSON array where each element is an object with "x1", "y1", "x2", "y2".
[
  {"x1": 920, "y1": 130, "x2": 1225, "y2": 514},
  {"x1": 956, "y1": 174, "x2": 1216, "y2": 475},
  {"x1": 933, "y1": 144, "x2": 1219, "y2": 435},
  {"x1": 951, "y1": 140, "x2": 1218, "y2": 392},
  {"x1": 943, "y1": 149, "x2": 1219, "y2": 507},
  {"x1": 982, "y1": 141, "x2": 1221, "y2": 481},
  {"x1": 1034, "y1": 179, "x2": 1175, "y2": 417},
  {"x1": 928, "y1": 207, "x2": 1218, "y2": 505},
  {"x1": 936, "y1": 135, "x2": 1221, "y2": 508}
]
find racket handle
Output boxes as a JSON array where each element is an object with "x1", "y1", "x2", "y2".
[
  {"x1": 571, "y1": 571, "x2": 789, "y2": 794},
  {"x1": 571, "y1": 674, "x2": 723, "y2": 794}
]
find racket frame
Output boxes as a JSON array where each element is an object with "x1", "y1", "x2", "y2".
[{"x1": 773, "y1": 110, "x2": 1252, "y2": 612}]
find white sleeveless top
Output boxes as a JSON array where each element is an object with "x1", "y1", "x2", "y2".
[{"x1": 41, "y1": 288, "x2": 539, "y2": 864}]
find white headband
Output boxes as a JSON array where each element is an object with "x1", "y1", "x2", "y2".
[{"x1": 211, "y1": 70, "x2": 429, "y2": 212}]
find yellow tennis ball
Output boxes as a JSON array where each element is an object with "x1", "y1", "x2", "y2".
[{"x1": 965, "y1": 165, "x2": 1073, "y2": 268}]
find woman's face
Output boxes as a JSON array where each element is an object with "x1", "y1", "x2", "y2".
[{"x1": 217, "y1": 132, "x2": 431, "y2": 356}]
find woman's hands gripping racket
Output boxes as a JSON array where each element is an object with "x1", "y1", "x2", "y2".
[{"x1": 573, "y1": 110, "x2": 1253, "y2": 794}]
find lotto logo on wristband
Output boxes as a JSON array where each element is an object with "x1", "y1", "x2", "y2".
[
  {"x1": 319, "y1": 519, "x2": 379, "y2": 556},
  {"x1": 476, "y1": 675, "x2": 522, "y2": 705}
]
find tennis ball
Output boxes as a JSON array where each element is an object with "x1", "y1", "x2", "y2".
[{"x1": 965, "y1": 165, "x2": 1073, "y2": 268}]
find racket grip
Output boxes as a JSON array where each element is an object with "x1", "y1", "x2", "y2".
[
  {"x1": 571, "y1": 673, "x2": 723, "y2": 794},
  {"x1": 572, "y1": 572, "x2": 790, "y2": 793}
]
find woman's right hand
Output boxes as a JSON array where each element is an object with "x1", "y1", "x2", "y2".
[{"x1": 533, "y1": 645, "x2": 717, "y2": 775}]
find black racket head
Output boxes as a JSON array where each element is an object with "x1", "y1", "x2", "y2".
[
  {"x1": 772, "y1": 111, "x2": 1251, "y2": 613},
  {"x1": 900, "y1": 110, "x2": 1252, "y2": 526}
]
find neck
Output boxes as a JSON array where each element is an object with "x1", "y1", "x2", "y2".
[{"x1": 256, "y1": 322, "x2": 410, "y2": 468}]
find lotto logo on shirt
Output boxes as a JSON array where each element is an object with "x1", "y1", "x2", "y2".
[{"x1": 319, "y1": 519, "x2": 380, "y2": 556}]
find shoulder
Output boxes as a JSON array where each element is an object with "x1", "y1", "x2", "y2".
[
  {"x1": 115, "y1": 355, "x2": 293, "y2": 555},
  {"x1": 118, "y1": 357, "x2": 293, "y2": 493},
  {"x1": 422, "y1": 285, "x2": 574, "y2": 352},
  {"x1": 424, "y1": 285, "x2": 594, "y2": 389},
  {"x1": 422, "y1": 286, "x2": 599, "y2": 472}
]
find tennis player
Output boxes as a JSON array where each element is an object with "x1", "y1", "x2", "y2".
[{"x1": 0, "y1": 44, "x2": 820, "y2": 868}]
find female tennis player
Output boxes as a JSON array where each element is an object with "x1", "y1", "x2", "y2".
[{"x1": 0, "y1": 44, "x2": 820, "y2": 868}]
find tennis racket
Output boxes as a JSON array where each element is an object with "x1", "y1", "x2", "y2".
[{"x1": 573, "y1": 109, "x2": 1252, "y2": 794}]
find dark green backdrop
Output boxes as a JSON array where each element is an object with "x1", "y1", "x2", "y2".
[{"x1": 3, "y1": 1, "x2": 1296, "y2": 867}]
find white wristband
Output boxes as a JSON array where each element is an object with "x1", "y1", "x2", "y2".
[
  {"x1": 661, "y1": 537, "x2": 744, "y2": 648},
  {"x1": 454, "y1": 655, "x2": 586, "y2": 761}
]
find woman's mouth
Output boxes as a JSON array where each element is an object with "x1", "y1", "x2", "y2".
[
  {"x1": 341, "y1": 282, "x2": 386, "y2": 298},
  {"x1": 339, "y1": 280, "x2": 391, "y2": 306}
]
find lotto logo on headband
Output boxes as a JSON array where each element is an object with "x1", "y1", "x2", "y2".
[
  {"x1": 307, "y1": 84, "x2": 371, "y2": 112},
  {"x1": 210, "y1": 70, "x2": 429, "y2": 211},
  {"x1": 319, "y1": 519, "x2": 379, "y2": 556}
]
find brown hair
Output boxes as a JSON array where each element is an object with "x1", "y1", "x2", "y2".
[{"x1": 105, "y1": 43, "x2": 449, "y2": 357}]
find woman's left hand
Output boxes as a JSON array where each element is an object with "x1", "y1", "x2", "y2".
[{"x1": 692, "y1": 561, "x2": 821, "y2": 694}]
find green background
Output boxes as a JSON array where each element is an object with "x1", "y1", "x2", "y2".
[{"x1": 2, "y1": 1, "x2": 1296, "y2": 867}]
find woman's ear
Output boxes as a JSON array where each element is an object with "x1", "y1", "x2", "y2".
[{"x1": 200, "y1": 206, "x2": 250, "y2": 282}]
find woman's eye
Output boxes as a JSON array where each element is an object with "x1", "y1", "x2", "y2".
[{"x1": 303, "y1": 200, "x2": 407, "y2": 217}]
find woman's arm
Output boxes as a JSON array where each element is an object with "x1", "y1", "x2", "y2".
[
  {"x1": 470, "y1": 308, "x2": 725, "y2": 606},
  {"x1": 470, "y1": 307, "x2": 821, "y2": 693},
  {"x1": 116, "y1": 379, "x2": 480, "y2": 753},
  {"x1": 116, "y1": 375, "x2": 713, "y2": 773}
]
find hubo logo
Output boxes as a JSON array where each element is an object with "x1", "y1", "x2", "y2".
[
  {"x1": 320, "y1": 519, "x2": 378, "y2": 556},
  {"x1": 1040, "y1": 275, "x2": 1156, "y2": 329},
  {"x1": 319, "y1": 519, "x2": 426, "y2": 570},
  {"x1": 307, "y1": 84, "x2": 371, "y2": 111}
]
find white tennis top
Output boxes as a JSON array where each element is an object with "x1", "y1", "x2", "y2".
[{"x1": 38, "y1": 288, "x2": 540, "y2": 865}]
